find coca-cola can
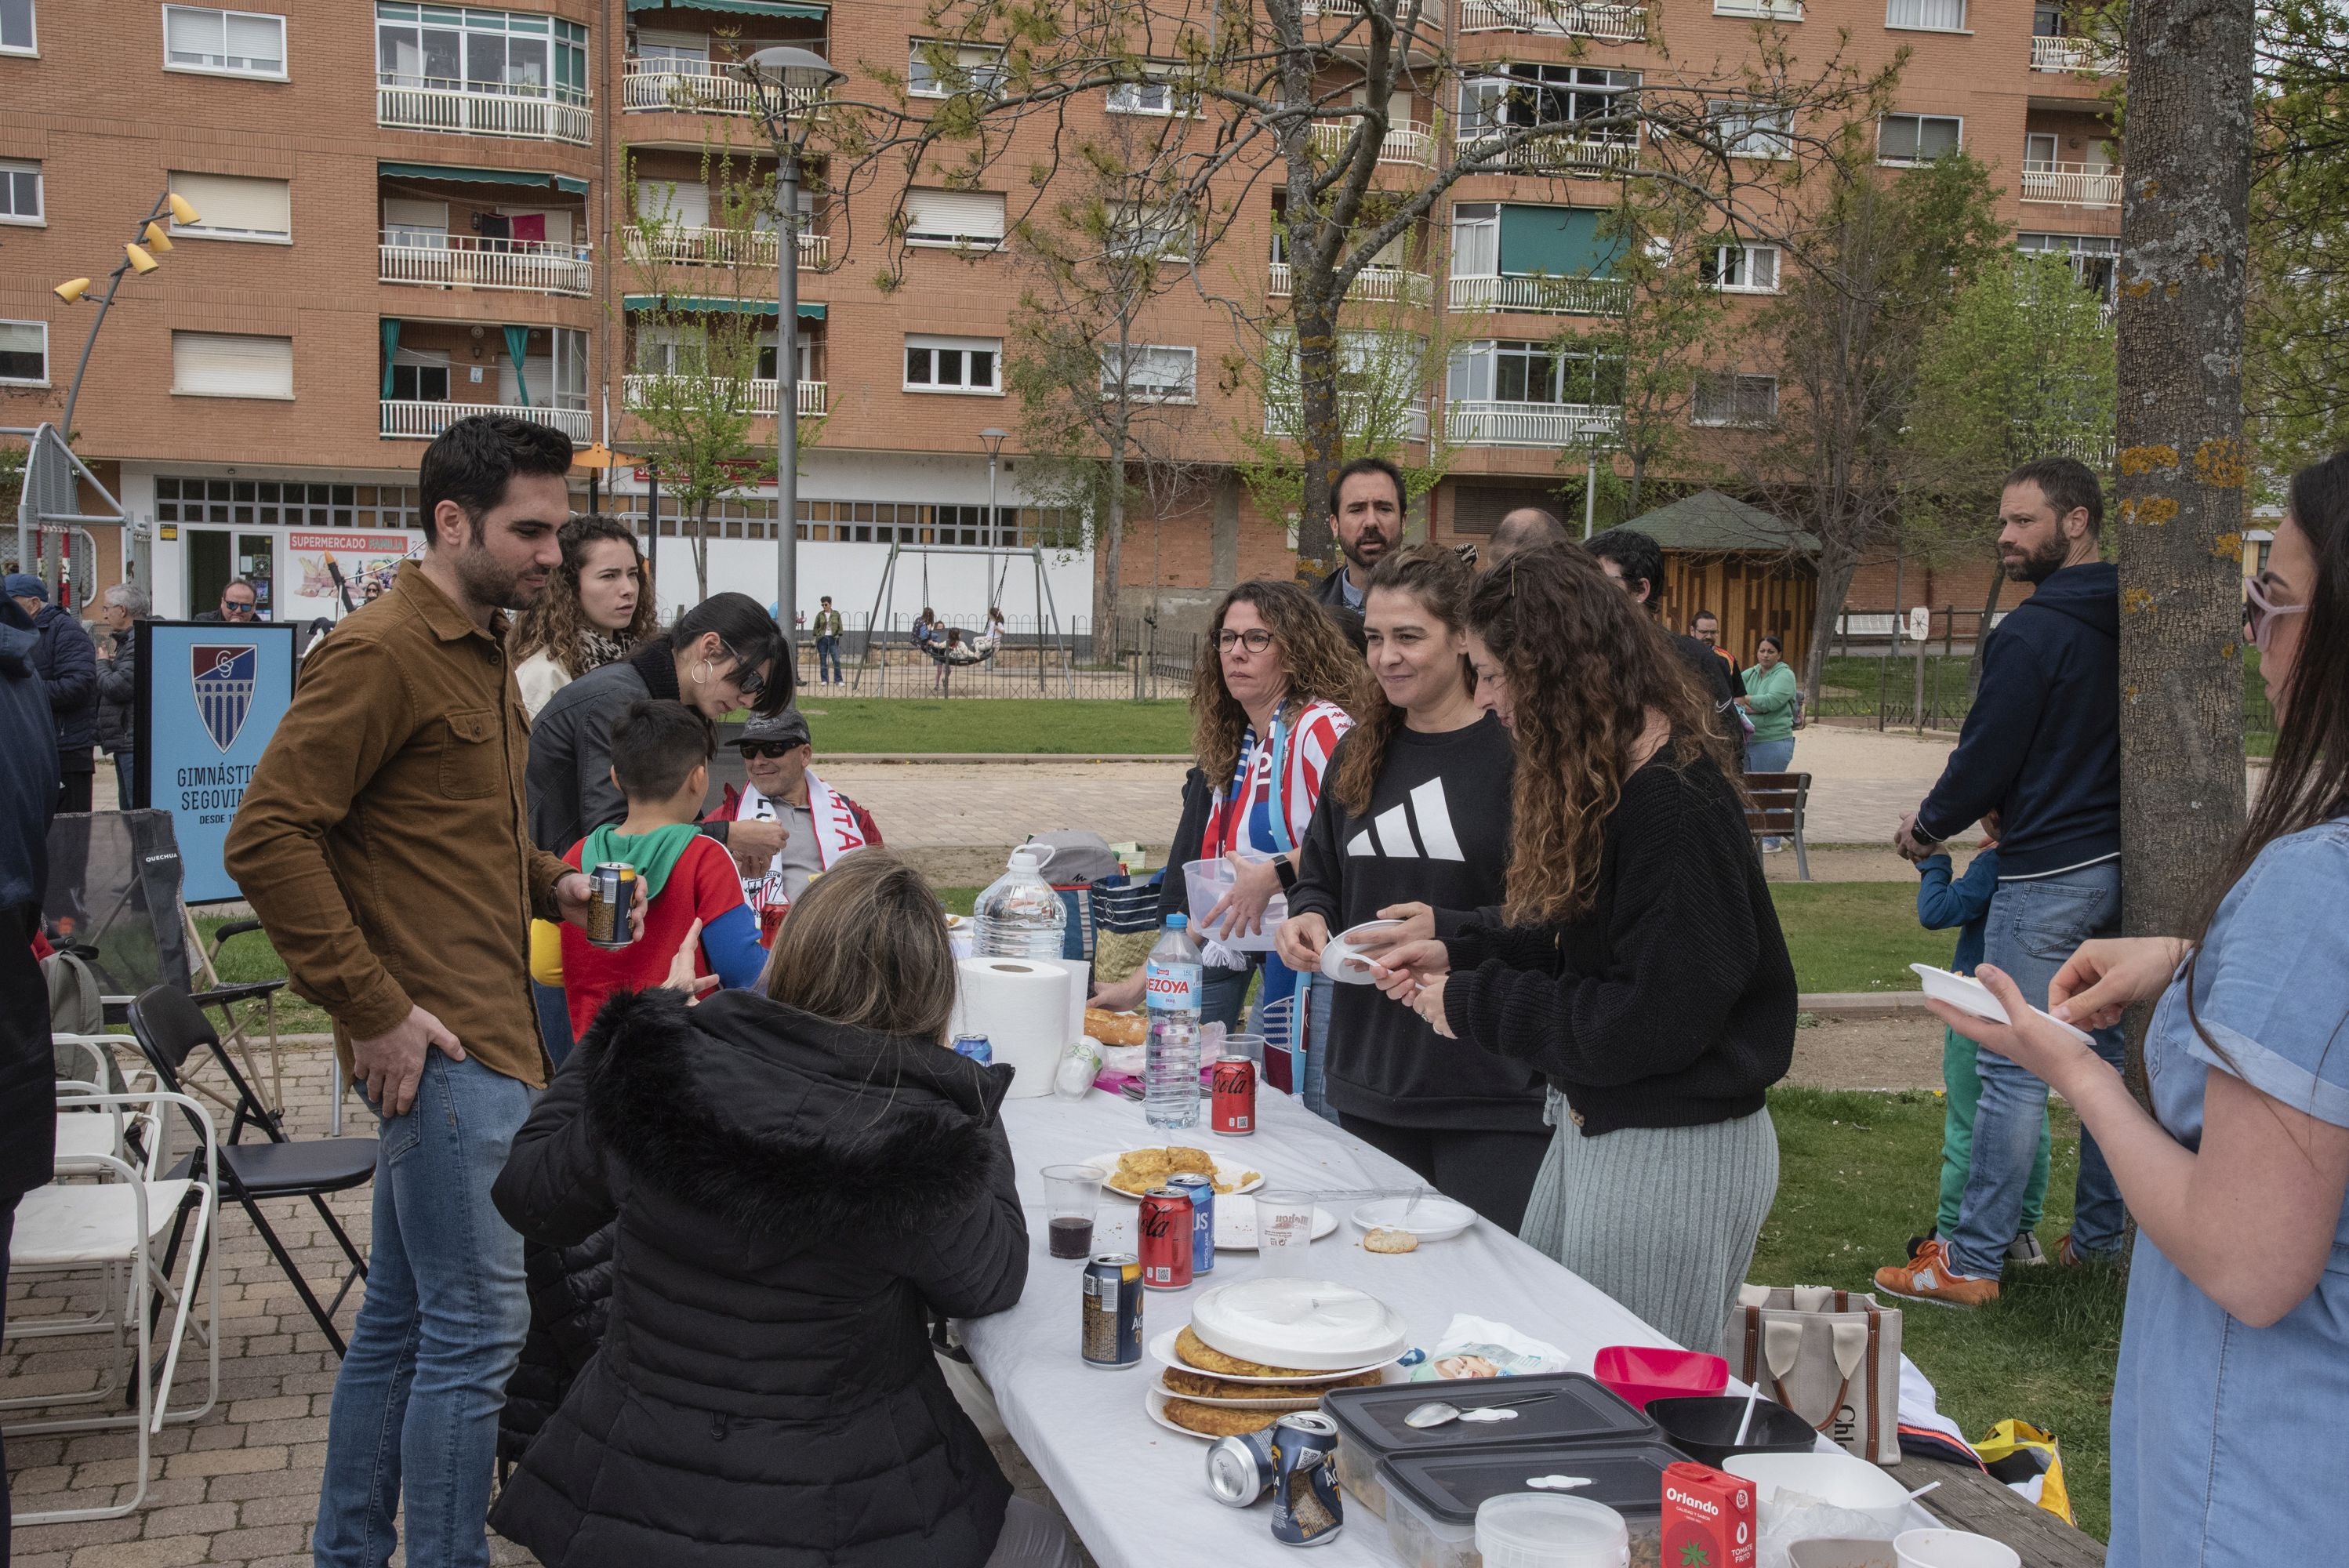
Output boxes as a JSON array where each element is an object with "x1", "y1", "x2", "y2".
[
  {"x1": 1138, "y1": 1186, "x2": 1193, "y2": 1290},
  {"x1": 1211, "y1": 1053, "x2": 1258, "y2": 1135},
  {"x1": 1269, "y1": 1412, "x2": 1344, "y2": 1547}
]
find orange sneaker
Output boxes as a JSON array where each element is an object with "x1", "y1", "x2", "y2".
[{"x1": 1873, "y1": 1238, "x2": 1999, "y2": 1308}]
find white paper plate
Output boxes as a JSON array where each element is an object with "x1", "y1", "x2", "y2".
[
  {"x1": 1152, "y1": 1368, "x2": 1331, "y2": 1410},
  {"x1": 1908, "y1": 964, "x2": 2096, "y2": 1045},
  {"x1": 1215, "y1": 1203, "x2": 1337, "y2": 1250},
  {"x1": 1350, "y1": 1194, "x2": 1477, "y2": 1243},
  {"x1": 1320, "y1": 919, "x2": 1404, "y2": 984},
  {"x1": 1085, "y1": 1148, "x2": 1267, "y2": 1200},
  {"x1": 1145, "y1": 1383, "x2": 1295, "y2": 1442},
  {"x1": 1147, "y1": 1326, "x2": 1405, "y2": 1385}
]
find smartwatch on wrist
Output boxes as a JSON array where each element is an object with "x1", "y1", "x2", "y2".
[{"x1": 1274, "y1": 856, "x2": 1298, "y2": 891}]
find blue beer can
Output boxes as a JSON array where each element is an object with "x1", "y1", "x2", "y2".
[
  {"x1": 1167, "y1": 1171, "x2": 1214, "y2": 1276},
  {"x1": 952, "y1": 1034, "x2": 993, "y2": 1064}
]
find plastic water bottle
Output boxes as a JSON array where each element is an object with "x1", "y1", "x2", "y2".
[
  {"x1": 973, "y1": 846, "x2": 1067, "y2": 961},
  {"x1": 1144, "y1": 914, "x2": 1204, "y2": 1131}
]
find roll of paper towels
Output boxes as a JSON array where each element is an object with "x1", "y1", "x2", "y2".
[{"x1": 953, "y1": 957, "x2": 1073, "y2": 1098}]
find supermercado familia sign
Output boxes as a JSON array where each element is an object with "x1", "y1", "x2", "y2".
[{"x1": 133, "y1": 620, "x2": 303, "y2": 904}]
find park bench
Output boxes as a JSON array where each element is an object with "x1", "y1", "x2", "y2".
[{"x1": 1745, "y1": 769, "x2": 1813, "y2": 880}]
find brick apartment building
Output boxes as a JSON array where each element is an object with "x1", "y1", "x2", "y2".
[{"x1": 0, "y1": 0, "x2": 2121, "y2": 651}]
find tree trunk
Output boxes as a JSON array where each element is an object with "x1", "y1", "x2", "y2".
[
  {"x1": 1102, "y1": 444, "x2": 1129, "y2": 654},
  {"x1": 1292, "y1": 291, "x2": 1343, "y2": 578},
  {"x1": 1625, "y1": 453, "x2": 1644, "y2": 521},
  {"x1": 2116, "y1": 0, "x2": 2253, "y2": 944},
  {"x1": 1966, "y1": 562, "x2": 2006, "y2": 700},
  {"x1": 694, "y1": 504, "x2": 710, "y2": 604},
  {"x1": 1800, "y1": 545, "x2": 1859, "y2": 711}
]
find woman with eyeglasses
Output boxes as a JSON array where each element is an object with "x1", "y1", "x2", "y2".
[
  {"x1": 1931, "y1": 456, "x2": 2349, "y2": 1568},
  {"x1": 508, "y1": 516, "x2": 659, "y2": 720},
  {"x1": 1091, "y1": 581, "x2": 1364, "y2": 1068},
  {"x1": 1366, "y1": 544, "x2": 1795, "y2": 1352}
]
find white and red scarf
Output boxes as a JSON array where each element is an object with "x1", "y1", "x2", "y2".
[
  {"x1": 1200, "y1": 697, "x2": 1352, "y2": 858},
  {"x1": 736, "y1": 768, "x2": 870, "y2": 870}
]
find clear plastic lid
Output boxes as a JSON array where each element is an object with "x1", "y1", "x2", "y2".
[{"x1": 1474, "y1": 1493, "x2": 1629, "y2": 1568}]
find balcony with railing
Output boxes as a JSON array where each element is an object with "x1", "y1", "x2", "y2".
[
  {"x1": 382, "y1": 400, "x2": 592, "y2": 440},
  {"x1": 1448, "y1": 273, "x2": 1629, "y2": 316},
  {"x1": 623, "y1": 373, "x2": 828, "y2": 418},
  {"x1": 1712, "y1": 0, "x2": 1802, "y2": 16},
  {"x1": 1456, "y1": 129, "x2": 1640, "y2": 176},
  {"x1": 379, "y1": 234, "x2": 593, "y2": 296},
  {"x1": 1457, "y1": 0, "x2": 1646, "y2": 41},
  {"x1": 1308, "y1": 118, "x2": 1436, "y2": 168},
  {"x1": 1447, "y1": 400, "x2": 1621, "y2": 446},
  {"x1": 1269, "y1": 260, "x2": 1435, "y2": 307},
  {"x1": 2021, "y1": 160, "x2": 2122, "y2": 208},
  {"x1": 1299, "y1": 0, "x2": 1446, "y2": 24},
  {"x1": 2031, "y1": 34, "x2": 2124, "y2": 74},
  {"x1": 1262, "y1": 394, "x2": 1430, "y2": 443},
  {"x1": 623, "y1": 225, "x2": 830, "y2": 270},
  {"x1": 622, "y1": 56, "x2": 824, "y2": 118},
  {"x1": 376, "y1": 78, "x2": 594, "y2": 145}
]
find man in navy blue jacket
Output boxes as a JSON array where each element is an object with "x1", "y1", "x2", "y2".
[{"x1": 1876, "y1": 456, "x2": 2126, "y2": 1308}]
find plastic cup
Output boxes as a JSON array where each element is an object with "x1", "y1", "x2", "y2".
[
  {"x1": 1894, "y1": 1530, "x2": 2020, "y2": 1568},
  {"x1": 1223, "y1": 1032, "x2": 1268, "y2": 1066},
  {"x1": 1042, "y1": 1164, "x2": 1105, "y2": 1260},
  {"x1": 1253, "y1": 1188, "x2": 1318, "y2": 1276}
]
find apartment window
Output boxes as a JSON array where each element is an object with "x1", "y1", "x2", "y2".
[
  {"x1": 1105, "y1": 201, "x2": 1191, "y2": 260},
  {"x1": 2017, "y1": 231, "x2": 2119, "y2": 299},
  {"x1": 387, "y1": 348, "x2": 449, "y2": 402},
  {"x1": 375, "y1": 3, "x2": 588, "y2": 103},
  {"x1": 1694, "y1": 372, "x2": 1779, "y2": 427},
  {"x1": 0, "y1": 160, "x2": 42, "y2": 225},
  {"x1": 637, "y1": 180, "x2": 712, "y2": 229},
  {"x1": 1886, "y1": 0, "x2": 1966, "y2": 31},
  {"x1": 1460, "y1": 65, "x2": 1640, "y2": 143},
  {"x1": 1101, "y1": 344, "x2": 1196, "y2": 402},
  {"x1": 903, "y1": 188, "x2": 1005, "y2": 249},
  {"x1": 169, "y1": 172, "x2": 292, "y2": 241},
  {"x1": 162, "y1": 6, "x2": 285, "y2": 78},
  {"x1": 907, "y1": 39, "x2": 1003, "y2": 98},
  {"x1": 172, "y1": 332, "x2": 294, "y2": 399},
  {"x1": 1447, "y1": 339, "x2": 1623, "y2": 406},
  {"x1": 1107, "y1": 69, "x2": 1192, "y2": 116},
  {"x1": 904, "y1": 335, "x2": 1000, "y2": 394},
  {"x1": 0, "y1": 0, "x2": 33, "y2": 53},
  {"x1": 0, "y1": 321, "x2": 47, "y2": 385},
  {"x1": 1715, "y1": 0, "x2": 1801, "y2": 16},
  {"x1": 1878, "y1": 114, "x2": 1961, "y2": 165},
  {"x1": 1708, "y1": 100, "x2": 1793, "y2": 160},
  {"x1": 158, "y1": 477, "x2": 423, "y2": 531},
  {"x1": 1450, "y1": 202, "x2": 1620, "y2": 279},
  {"x1": 1703, "y1": 243, "x2": 1780, "y2": 292}
]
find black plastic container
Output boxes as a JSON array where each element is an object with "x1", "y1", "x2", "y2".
[
  {"x1": 1646, "y1": 1394, "x2": 1817, "y2": 1468},
  {"x1": 1380, "y1": 1439, "x2": 1684, "y2": 1567},
  {"x1": 1320, "y1": 1374, "x2": 1658, "y2": 1517}
]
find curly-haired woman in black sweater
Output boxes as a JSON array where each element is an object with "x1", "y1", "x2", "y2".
[{"x1": 1369, "y1": 543, "x2": 1795, "y2": 1350}]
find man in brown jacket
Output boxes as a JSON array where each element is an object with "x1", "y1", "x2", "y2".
[{"x1": 225, "y1": 415, "x2": 633, "y2": 1568}]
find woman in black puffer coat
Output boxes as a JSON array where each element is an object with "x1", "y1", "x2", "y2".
[{"x1": 490, "y1": 851, "x2": 1065, "y2": 1567}]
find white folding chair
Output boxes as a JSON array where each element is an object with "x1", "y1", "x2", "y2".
[
  {"x1": 3, "y1": 1089, "x2": 221, "y2": 1525},
  {"x1": 51, "y1": 1034, "x2": 154, "y2": 1166}
]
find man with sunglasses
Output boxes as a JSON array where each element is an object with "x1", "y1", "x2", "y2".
[
  {"x1": 708, "y1": 708, "x2": 882, "y2": 903},
  {"x1": 193, "y1": 577, "x2": 260, "y2": 622},
  {"x1": 1877, "y1": 455, "x2": 2126, "y2": 1308}
]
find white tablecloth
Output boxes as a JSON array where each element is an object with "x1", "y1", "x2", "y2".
[{"x1": 960, "y1": 1083, "x2": 1683, "y2": 1567}]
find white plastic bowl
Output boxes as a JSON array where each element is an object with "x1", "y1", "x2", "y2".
[
  {"x1": 1726, "y1": 1451, "x2": 1916, "y2": 1537},
  {"x1": 1321, "y1": 918, "x2": 1404, "y2": 983},
  {"x1": 1350, "y1": 1194, "x2": 1477, "y2": 1242},
  {"x1": 1183, "y1": 857, "x2": 1285, "y2": 952}
]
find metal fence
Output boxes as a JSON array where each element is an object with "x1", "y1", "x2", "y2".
[{"x1": 790, "y1": 614, "x2": 1202, "y2": 700}]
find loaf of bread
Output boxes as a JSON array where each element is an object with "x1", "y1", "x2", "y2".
[{"x1": 1085, "y1": 1007, "x2": 1148, "y2": 1047}]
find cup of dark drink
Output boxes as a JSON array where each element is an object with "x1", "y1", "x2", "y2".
[{"x1": 1042, "y1": 1164, "x2": 1106, "y2": 1259}]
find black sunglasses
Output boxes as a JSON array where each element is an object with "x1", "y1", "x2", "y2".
[{"x1": 736, "y1": 740, "x2": 804, "y2": 759}]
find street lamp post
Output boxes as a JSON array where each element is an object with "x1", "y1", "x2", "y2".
[{"x1": 739, "y1": 45, "x2": 846, "y2": 644}]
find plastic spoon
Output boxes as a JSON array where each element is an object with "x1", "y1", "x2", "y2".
[
  {"x1": 1403, "y1": 1392, "x2": 1559, "y2": 1429},
  {"x1": 1731, "y1": 1382, "x2": 1763, "y2": 1446}
]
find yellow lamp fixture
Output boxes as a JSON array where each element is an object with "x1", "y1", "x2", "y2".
[
  {"x1": 125, "y1": 243, "x2": 161, "y2": 274},
  {"x1": 167, "y1": 193, "x2": 201, "y2": 226},
  {"x1": 54, "y1": 277, "x2": 92, "y2": 303},
  {"x1": 142, "y1": 221, "x2": 174, "y2": 252}
]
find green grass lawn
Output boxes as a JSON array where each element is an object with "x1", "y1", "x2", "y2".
[
  {"x1": 790, "y1": 699, "x2": 1192, "y2": 754},
  {"x1": 1757, "y1": 1087, "x2": 2125, "y2": 1541},
  {"x1": 1771, "y1": 881, "x2": 1955, "y2": 992}
]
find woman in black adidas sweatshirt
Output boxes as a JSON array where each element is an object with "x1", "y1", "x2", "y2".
[
  {"x1": 1277, "y1": 546, "x2": 1551, "y2": 1229},
  {"x1": 1368, "y1": 543, "x2": 1795, "y2": 1352}
]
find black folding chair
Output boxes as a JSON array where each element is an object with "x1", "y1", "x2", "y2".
[{"x1": 129, "y1": 985, "x2": 376, "y2": 1356}]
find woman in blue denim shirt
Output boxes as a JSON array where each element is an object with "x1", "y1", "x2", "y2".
[{"x1": 1937, "y1": 454, "x2": 2349, "y2": 1567}]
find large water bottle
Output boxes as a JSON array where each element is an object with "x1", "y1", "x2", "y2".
[
  {"x1": 1144, "y1": 914, "x2": 1204, "y2": 1131},
  {"x1": 973, "y1": 846, "x2": 1067, "y2": 961}
]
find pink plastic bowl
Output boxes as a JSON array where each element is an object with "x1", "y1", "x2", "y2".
[{"x1": 1592, "y1": 1344, "x2": 1729, "y2": 1409}]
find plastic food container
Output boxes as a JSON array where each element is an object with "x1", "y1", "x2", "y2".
[
  {"x1": 1477, "y1": 1494, "x2": 1632, "y2": 1568},
  {"x1": 1322, "y1": 1375, "x2": 1658, "y2": 1518},
  {"x1": 1727, "y1": 1451, "x2": 1918, "y2": 1537},
  {"x1": 1644, "y1": 1394, "x2": 1817, "y2": 1467},
  {"x1": 1182, "y1": 856, "x2": 1286, "y2": 952},
  {"x1": 1590, "y1": 1345, "x2": 1728, "y2": 1410},
  {"x1": 1788, "y1": 1542, "x2": 1900, "y2": 1568},
  {"x1": 1381, "y1": 1442, "x2": 1674, "y2": 1566}
]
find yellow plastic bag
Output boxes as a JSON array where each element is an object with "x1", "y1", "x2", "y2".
[{"x1": 1974, "y1": 1418, "x2": 2072, "y2": 1526}]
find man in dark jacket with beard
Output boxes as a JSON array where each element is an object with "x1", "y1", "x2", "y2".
[
  {"x1": 6, "y1": 574, "x2": 98, "y2": 812},
  {"x1": 1876, "y1": 455, "x2": 2125, "y2": 1308},
  {"x1": 0, "y1": 594, "x2": 59, "y2": 1558},
  {"x1": 1312, "y1": 457, "x2": 1406, "y2": 652}
]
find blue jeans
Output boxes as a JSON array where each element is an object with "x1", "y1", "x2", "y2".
[
  {"x1": 1947, "y1": 862, "x2": 2129, "y2": 1279},
  {"x1": 531, "y1": 978, "x2": 573, "y2": 1069},
  {"x1": 314, "y1": 1051, "x2": 532, "y2": 1568},
  {"x1": 816, "y1": 634, "x2": 842, "y2": 683},
  {"x1": 112, "y1": 751, "x2": 135, "y2": 808}
]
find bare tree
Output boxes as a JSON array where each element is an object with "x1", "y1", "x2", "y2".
[{"x1": 2115, "y1": 0, "x2": 2256, "y2": 941}]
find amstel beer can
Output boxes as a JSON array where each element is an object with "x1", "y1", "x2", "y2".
[
  {"x1": 586, "y1": 862, "x2": 637, "y2": 949},
  {"x1": 1080, "y1": 1253, "x2": 1142, "y2": 1369},
  {"x1": 1269, "y1": 1412, "x2": 1344, "y2": 1547}
]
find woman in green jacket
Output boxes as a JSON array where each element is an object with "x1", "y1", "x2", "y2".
[{"x1": 1740, "y1": 634, "x2": 1799, "y2": 851}]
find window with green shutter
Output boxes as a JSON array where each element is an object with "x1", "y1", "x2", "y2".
[{"x1": 1498, "y1": 205, "x2": 1621, "y2": 279}]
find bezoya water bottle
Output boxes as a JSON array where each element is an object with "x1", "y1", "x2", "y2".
[{"x1": 1143, "y1": 914, "x2": 1205, "y2": 1131}]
